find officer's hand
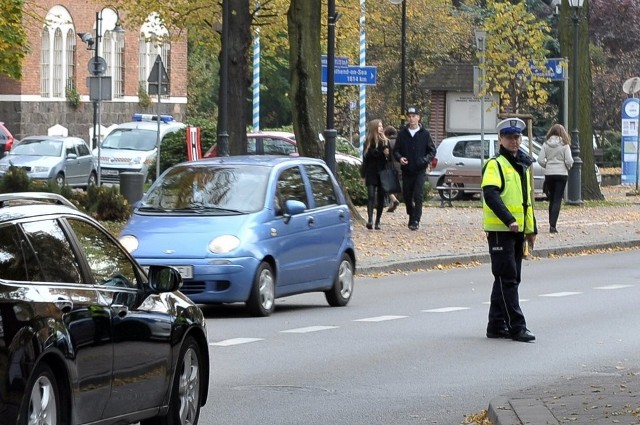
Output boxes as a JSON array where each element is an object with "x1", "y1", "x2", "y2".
[{"x1": 509, "y1": 222, "x2": 519, "y2": 232}]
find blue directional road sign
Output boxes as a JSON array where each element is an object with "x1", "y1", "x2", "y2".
[
  {"x1": 530, "y1": 58, "x2": 565, "y2": 81},
  {"x1": 321, "y1": 65, "x2": 377, "y2": 85},
  {"x1": 321, "y1": 55, "x2": 350, "y2": 67}
]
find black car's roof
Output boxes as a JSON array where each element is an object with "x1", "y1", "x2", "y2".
[{"x1": 0, "y1": 192, "x2": 85, "y2": 224}]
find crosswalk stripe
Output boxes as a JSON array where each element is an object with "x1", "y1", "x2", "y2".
[
  {"x1": 539, "y1": 291, "x2": 582, "y2": 297},
  {"x1": 281, "y1": 326, "x2": 338, "y2": 334},
  {"x1": 210, "y1": 338, "x2": 263, "y2": 346},
  {"x1": 421, "y1": 307, "x2": 470, "y2": 313},
  {"x1": 354, "y1": 315, "x2": 408, "y2": 322},
  {"x1": 594, "y1": 284, "x2": 634, "y2": 290}
]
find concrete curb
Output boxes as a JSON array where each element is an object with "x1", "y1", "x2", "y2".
[{"x1": 488, "y1": 397, "x2": 559, "y2": 425}]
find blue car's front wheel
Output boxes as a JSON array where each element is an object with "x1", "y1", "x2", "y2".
[{"x1": 247, "y1": 262, "x2": 275, "y2": 317}]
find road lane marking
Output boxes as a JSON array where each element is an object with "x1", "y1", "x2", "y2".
[
  {"x1": 354, "y1": 315, "x2": 408, "y2": 322},
  {"x1": 539, "y1": 291, "x2": 582, "y2": 297},
  {"x1": 421, "y1": 307, "x2": 470, "y2": 313},
  {"x1": 281, "y1": 326, "x2": 339, "y2": 333},
  {"x1": 594, "y1": 284, "x2": 634, "y2": 290},
  {"x1": 210, "y1": 338, "x2": 263, "y2": 346}
]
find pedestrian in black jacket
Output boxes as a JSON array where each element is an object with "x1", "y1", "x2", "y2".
[{"x1": 392, "y1": 107, "x2": 437, "y2": 230}]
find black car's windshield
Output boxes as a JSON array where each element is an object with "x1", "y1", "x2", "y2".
[
  {"x1": 101, "y1": 129, "x2": 157, "y2": 151},
  {"x1": 142, "y1": 164, "x2": 270, "y2": 214}
]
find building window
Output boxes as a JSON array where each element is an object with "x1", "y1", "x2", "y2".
[
  {"x1": 101, "y1": 12, "x2": 124, "y2": 100},
  {"x1": 42, "y1": 6, "x2": 75, "y2": 100},
  {"x1": 40, "y1": 29, "x2": 50, "y2": 97},
  {"x1": 52, "y1": 28, "x2": 63, "y2": 97},
  {"x1": 65, "y1": 29, "x2": 75, "y2": 95},
  {"x1": 139, "y1": 13, "x2": 171, "y2": 98}
]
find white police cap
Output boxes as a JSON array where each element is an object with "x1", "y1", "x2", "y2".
[{"x1": 496, "y1": 117, "x2": 526, "y2": 135}]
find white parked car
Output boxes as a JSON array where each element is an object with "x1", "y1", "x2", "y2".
[
  {"x1": 428, "y1": 134, "x2": 600, "y2": 201},
  {"x1": 95, "y1": 113, "x2": 186, "y2": 184}
]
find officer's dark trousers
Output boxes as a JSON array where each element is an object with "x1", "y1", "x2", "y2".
[
  {"x1": 401, "y1": 172, "x2": 425, "y2": 225},
  {"x1": 486, "y1": 230, "x2": 527, "y2": 334}
]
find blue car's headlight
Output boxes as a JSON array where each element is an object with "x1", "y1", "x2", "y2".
[
  {"x1": 119, "y1": 235, "x2": 139, "y2": 253},
  {"x1": 209, "y1": 235, "x2": 240, "y2": 254}
]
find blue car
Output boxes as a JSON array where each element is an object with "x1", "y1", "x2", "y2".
[{"x1": 119, "y1": 156, "x2": 356, "y2": 316}]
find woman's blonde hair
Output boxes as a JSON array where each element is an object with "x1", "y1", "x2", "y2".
[
  {"x1": 545, "y1": 124, "x2": 570, "y2": 145},
  {"x1": 364, "y1": 119, "x2": 387, "y2": 152}
]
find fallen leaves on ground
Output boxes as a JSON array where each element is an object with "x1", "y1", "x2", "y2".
[{"x1": 462, "y1": 409, "x2": 492, "y2": 424}]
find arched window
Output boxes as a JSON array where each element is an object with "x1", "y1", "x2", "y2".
[
  {"x1": 42, "y1": 6, "x2": 75, "y2": 99},
  {"x1": 138, "y1": 13, "x2": 171, "y2": 97},
  {"x1": 98, "y1": 8, "x2": 124, "y2": 99}
]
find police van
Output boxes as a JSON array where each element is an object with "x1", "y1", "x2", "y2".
[{"x1": 95, "y1": 113, "x2": 185, "y2": 184}]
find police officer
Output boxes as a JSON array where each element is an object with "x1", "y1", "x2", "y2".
[{"x1": 482, "y1": 117, "x2": 537, "y2": 342}]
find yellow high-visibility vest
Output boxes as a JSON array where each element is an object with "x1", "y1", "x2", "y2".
[{"x1": 481, "y1": 156, "x2": 535, "y2": 233}]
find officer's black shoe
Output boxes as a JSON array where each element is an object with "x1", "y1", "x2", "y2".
[
  {"x1": 511, "y1": 329, "x2": 536, "y2": 342},
  {"x1": 486, "y1": 328, "x2": 510, "y2": 339}
]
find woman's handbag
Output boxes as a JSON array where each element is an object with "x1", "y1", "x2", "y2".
[{"x1": 379, "y1": 167, "x2": 401, "y2": 194}]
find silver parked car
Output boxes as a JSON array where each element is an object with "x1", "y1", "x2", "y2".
[{"x1": 0, "y1": 136, "x2": 97, "y2": 188}]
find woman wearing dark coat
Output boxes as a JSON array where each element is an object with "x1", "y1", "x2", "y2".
[{"x1": 360, "y1": 118, "x2": 391, "y2": 229}]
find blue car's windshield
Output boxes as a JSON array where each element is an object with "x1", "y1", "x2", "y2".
[
  {"x1": 101, "y1": 129, "x2": 157, "y2": 151},
  {"x1": 142, "y1": 164, "x2": 270, "y2": 214}
]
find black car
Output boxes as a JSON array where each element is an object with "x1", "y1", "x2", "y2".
[{"x1": 0, "y1": 193, "x2": 209, "y2": 425}]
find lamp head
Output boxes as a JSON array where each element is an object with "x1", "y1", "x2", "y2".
[
  {"x1": 77, "y1": 32, "x2": 95, "y2": 48},
  {"x1": 389, "y1": 0, "x2": 403, "y2": 4},
  {"x1": 567, "y1": 0, "x2": 584, "y2": 8},
  {"x1": 112, "y1": 21, "x2": 125, "y2": 34},
  {"x1": 474, "y1": 29, "x2": 486, "y2": 50}
]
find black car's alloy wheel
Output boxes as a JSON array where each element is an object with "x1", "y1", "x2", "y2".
[
  {"x1": 142, "y1": 336, "x2": 202, "y2": 425},
  {"x1": 19, "y1": 363, "x2": 60, "y2": 425}
]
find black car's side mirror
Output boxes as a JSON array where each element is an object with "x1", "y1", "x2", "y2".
[{"x1": 147, "y1": 265, "x2": 183, "y2": 293}]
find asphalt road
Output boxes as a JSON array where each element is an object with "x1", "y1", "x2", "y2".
[{"x1": 197, "y1": 250, "x2": 640, "y2": 425}]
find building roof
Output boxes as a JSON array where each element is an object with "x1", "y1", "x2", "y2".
[{"x1": 421, "y1": 63, "x2": 474, "y2": 92}]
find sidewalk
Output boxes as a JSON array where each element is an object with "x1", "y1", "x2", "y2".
[
  {"x1": 352, "y1": 185, "x2": 640, "y2": 425},
  {"x1": 354, "y1": 185, "x2": 640, "y2": 275}
]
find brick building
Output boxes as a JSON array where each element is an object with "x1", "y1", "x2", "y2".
[{"x1": 0, "y1": 1, "x2": 187, "y2": 146}]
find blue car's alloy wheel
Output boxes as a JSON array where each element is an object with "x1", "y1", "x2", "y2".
[{"x1": 247, "y1": 262, "x2": 275, "y2": 317}]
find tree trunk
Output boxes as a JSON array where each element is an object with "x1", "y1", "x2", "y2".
[
  {"x1": 560, "y1": 0, "x2": 603, "y2": 200},
  {"x1": 218, "y1": 0, "x2": 251, "y2": 155},
  {"x1": 287, "y1": 0, "x2": 324, "y2": 158}
]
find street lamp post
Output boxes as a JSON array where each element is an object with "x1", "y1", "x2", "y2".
[
  {"x1": 474, "y1": 29, "x2": 486, "y2": 170},
  {"x1": 390, "y1": 0, "x2": 406, "y2": 128},
  {"x1": 324, "y1": 0, "x2": 338, "y2": 174},
  {"x1": 78, "y1": 10, "x2": 124, "y2": 186},
  {"x1": 217, "y1": 0, "x2": 230, "y2": 157},
  {"x1": 567, "y1": 0, "x2": 584, "y2": 204}
]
